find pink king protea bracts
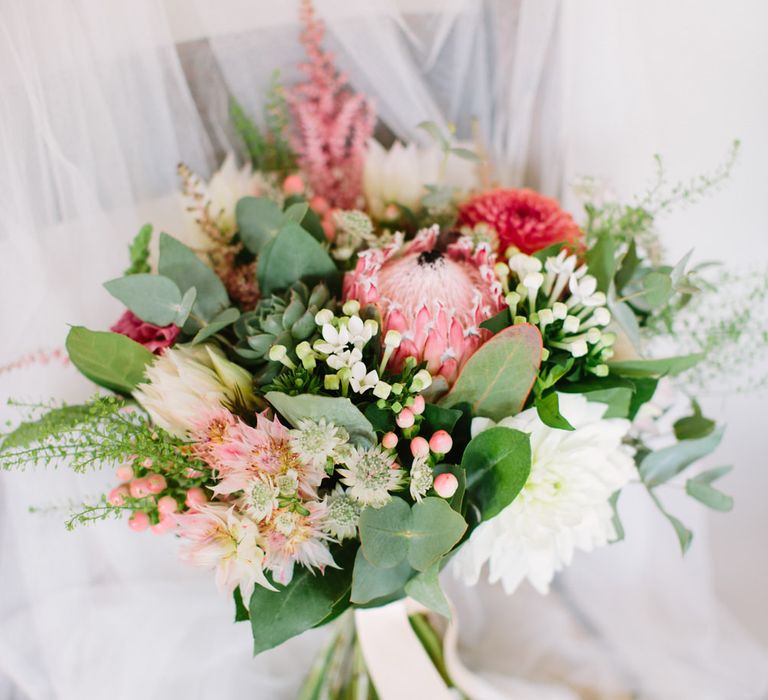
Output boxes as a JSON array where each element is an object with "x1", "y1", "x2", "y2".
[{"x1": 343, "y1": 225, "x2": 504, "y2": 385}]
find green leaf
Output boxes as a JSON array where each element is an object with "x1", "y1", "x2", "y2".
[
  {"x1": 671, "y1": 249, "x2": 693, "y2": 286},
  {"x1": 422, "y1": 403, "x2": 463, "y2": 434},
  {"x1": 449, "y1": 147, "x2": 480, "y2": 162},
  {"x1": 535, "y1": 393, "x2": 574, "y2": 430},
  {"x1": 233, "y1": 587, "x2": 250, "y2": 622},
  {"x1": 642, "y1": 271, "x2": 674, "y2": 308},
  {"x1": 236, "y1": 197, "x2": 284, "y2": 255},
  {"x1": 479, "y1": 308, "x2": 511, "y2": 334},
  {"x1": 608, "y1": 491, "x2": 625, "y2": 543},
  {"x1": 614, "y1": 238, "x2": 640, "y2": 292},
  {"x1": 648, "y1": 490, "x2": 693, "y2": 554},
  {"x1": 585, "y1": 386, "x2": 634, "y2": 418},
  {"x1": 639, "y1": 427, "x2": 724, "y2": 487},
  {"x1": 158, "y1": 233, "x2": 229, "y2": 323},
  {"x1": 125, "y1": 224, "x2": 152, "y2": 275},
  {"x1": 265, "y1": 392, "x2": 376, "y2": 447},
  {"x1": 358, "y1": 497, "x2": 467, "y2": 573},
  {"x1": 417, "y1": 121, "x2": 449, "y2": 149},
  {"x1": 627, "y1": 377, "x2": 658, "y2": 420},
  {"x1": 404, "y1": 562, "x2": 451, "y2": 618},
  {"x1": 175, "y1": 287, "x2": 197, "y2": 327},
  {"x1": 586, "y1": 234, "x2": 617, "y2": 292},
  {"x1": 191, "y1": 307, "x2": 241, "y2": 345},
  {"x1": 66, "y1": 327, "x2": 154, "y2": 394},
  {"x1": 282, "y1": 201, "x2": 309, "y2": 224},
  {"x1": 608, "y1": 293, "x2": 643, "y2": 353},
  {"x1": 257, "y1": 222, "x2": 336, "y2": 295},
  {"x1": 440, "y1": 324, "x2": 542, "y2": 421},
  {"x1": 461, "y1": 427, "x2": 531, "y2": 521},
  {"x1": 685, "y1": 479, "x2": 733, "y2": 512},
  {"x1": 1, "y1": 404, "x2": 92, "y2": 451},
  {"x1": 673, "y1": 401, "x2": 716, "y2": 441},
  {"x1": 609, "y1": 353, "x2": 704, "y2": 378},
  {"x1": 350, "y1": 548, "x2": 411, "y2": 604},
  {"x1": 433, "y1": 464, "x2": 466, "y2": 514},
  {"x1": 103, "y1": 273, "x2": 182, "y2": 326},
  {"x1": 248, "y1": 546, "x2": 354, "y2": 654}
]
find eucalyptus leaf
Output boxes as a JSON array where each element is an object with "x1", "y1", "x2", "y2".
[
  {"x1": 236, "y1": 196, "x2": 284, "y2": 254},
  {"x1": 174, "y1": 287, "x2": 198, "y2": 327},
  {"x1": 422, "y1": 404, "x2": 463, "y2": 434},
  {"x1": 586, "y1": 234, "x2": 617, "y2": 292},
  {"x1": 233, "y1": 587, "x2": 250, "y2": 622},
  {"x1": 648, "y1": 491, "x2": 693, "y2": 554},
  {"x1": 614, "y1": 239, "x2": 640, "y2": 292},
  {"x1": 417, "y1": 121, "x2": 449, "y2": 149},
  {"x1": 265, "y1": 392, "x2": 376, "y2": 447},
  {"x1": 440, "y1": 324, "x2": 542, "y2": 421},
  {"x1": 609, "y1": 353, "x2": 704, "y2": 378},
  {"x1": 673, "y1": 401, "x2": 716, "y2": 441},
  {"x1": 191, "y1": 307, "x2": 241, "y2": 345},
  {"x1": 608, "y1": 491, "x2": 625, "y2": 543},
  {"x1": 350, "y1": 548, "x2": 411, "y2": 604},
  {"x1": 66, "y1": 327, "x2": 154, "y2": 394},
  {"x1": 282, "y1": 201, "x2": 309, "y2": 224},
  {"x1": 642, "y1": 271, "x2": 674, "y2": 308},
  {"x1": 103, "y1": 273, "x2": 182, "y2": 326},
  {"x1": 535, "y1": 393, "x2": 574, "y2": 430},
  {"x1": 685, "y1": 479, "x2": 733, "y2": 512},
  {"x1": 449, "y1": 147, "x2": 480, "y2": 162},
  {"x1": 358, "y1": 497, "x2": 467, "y2": 573},
  {"x1": 461, "y1": 427, "x2": 531, "y2": 521},
  {"x1": 639, "y1": 427, "x2": 724, "y2": 487},
  {"x1": 671, "y1": 249, "x2": 693, "y2": 285},
  {"x1": 607, "y1": 290, "x2": 643, "y2": 353},
  {"x1": 404, "y1": 562, "x2": 451, "y2": 618},
  {"x1": 257, "y1": 222, "x2": 336, "y2": 295}
]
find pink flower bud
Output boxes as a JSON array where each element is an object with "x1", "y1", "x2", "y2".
[
  {"x1": 115, "y1": 464, "x2": 134, "y2": 482},
  {"x1": 157, "y1": 495, "x2": 178, "y2": 515},
  {"x1": 129, "y1": 478, "x2": 151, "y2": 499},
  {"x1": 310, "y1": 195, "x2": 330, "y2": 215},
  {"x1": 396, "y1": 408, "x2": 415, "y2": 429},
  {"x1": 282, "y1": 174, "x2": 305, "y2": 195},
  {"x1": 434, "y1": 473, "x2": 459, "y2": 498},
  {"x1": 185, "y1": 467, "x2": 204, "y2": 479},
  {"x1": 382, "y1": 432, "x2": 399, "y2": 449},
  {"x1": 145, "y1": 473, "x2": 167, "y2": 494},
  {"x1": 429, "y1": 430, "x2": 453, "y2": 455},
  {"x1": 150, "y1": 514, "x2": 176, "y2": 535},
  {"x1": 410, "y1": 436, "x2": 430, "y2": 458},
  {"x1": 322, "y1": 213, "x2": 336, "y2": 242},
  {"x1": 108, "y1": 485, "x2": 129, "y2": 506},
  {"x1": 128, "y1": 511, "x2": 150, "y2": 532},
  {"x1": 411, "y1": 395, "x2": 426, "y2": 415},
  {"x1": 185, "y1": 487, "x2": 207, "y2": 509},
  {"x1": 141, "y1": 458, "x2": 154, "y2": 468},
  {"x1": 383, "y1": 204, "x2": 400, "y2": 221}
]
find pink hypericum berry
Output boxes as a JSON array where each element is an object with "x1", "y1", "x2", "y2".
[
  {"x1": 322, "y1": 213, "x2": 336, "y2": 242},
  {"x1": 310, "y1": 195, "x2": 330, "y2": 215},
  {"x1": 115, "y1": 464, "x2": 134, "y2": 482},
  {"x1": 108, "y1": 485, "x2": 129, "y2": 506},
  {"x1": 145, "y1": 473, "x2": 167, "y2": 494},
  {"x1": 129, "y1": 478, "x2": 151, "y2": 499},
  {"x1": 429, "y1": 430, "x2": 453, "y2": 455},
  {"x1": 434, "y1": 473, "x2": 459, "y2": 498},
  {"x1": 185, "y1": 487, "x2": 207, "y2": 509},
  {"x1": 141, "y1": 458, "x2": 153, "y2": 468},
  {"x1": 185, "y1": 468, "x2": 204, "y2": 479},
  {"x1": 383, "y1": 204, "x2": 400, "y2": 221},
  {"x1": 157, "y1": 496, "x2": 179, "y2": 515},
  {"x1": 128, "y1": 512, "x2": 150, "y2": 532},
  {"x1": 151, "y1": 514, "x2": 176, "y2": 535},
  {"x1": 396, "y1": 408, "x2": 415, "y2": 429},
  {"x1": 411, "y1": 395, "x2": 426, "y2": 415},
  {"x1": 410, "y1": 436, "x2": 430, "y2": 459},
  {"x1": 282, "y1": 174, "x2": 305, "y2": 195},
  {"x1": 382, "y1": 432, "x2": 399, "y2": 449}
]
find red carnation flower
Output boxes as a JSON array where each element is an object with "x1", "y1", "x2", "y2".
[
  {"x1": 457, "y1": 188, "x2": 583, "y2": 255},
  {"x1": 111, "y1": 310, "x2": 180, "y2": 354}
]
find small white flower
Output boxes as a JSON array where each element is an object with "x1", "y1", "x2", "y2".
[
  {"x1": 345, "y1": 315, "x2": 374, "y2": 348},
  {"x1": 409, "y1": 456, "x2": 433, "y2": 502},
  {"x1": 350, "y1": 362, "x2": 379, "y2": 394},
  {"x1": 322, "y1": 485, "x2": 362, "y2": 540},
  {"x1": 315, "y1": 323, "x2": 351, "y2": 355},
  {"x1": 453, "y1": 394, "x2": 635, "y2": 595},
  {"x1": 289, "y1": 418, "x2": 350, "y2": 471},
  {"x1": 338, "y1": 445, "x2": 404, "y2": 508},
  {"x1": 508, "y1": 253, "x2": 542, "y2": 279},
  {"x1": 326, "y1": 348, "x2": 363, "y2": 371}
]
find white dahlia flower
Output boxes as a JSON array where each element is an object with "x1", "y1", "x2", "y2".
[
  {"x1": 363, "y1": 139, "x2": 477, "y2": 219},
  {"x1": 453, "y1": 393, "x2": 636, "y2": 595}
]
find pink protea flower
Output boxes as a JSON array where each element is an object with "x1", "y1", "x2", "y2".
[
  {"x1": 343, "y1": 225, "x2": 505, "y2": 385},
  {"x1": 111, "y1": 310, "x2": 179, "y2": 353},
  {"x1": 209, "y1": 413, "x2": 325, "y2": 499},
  {"x1": 457, "y1": 188, "x2": 583, "y2": 255},
  {"x1": 262, "y1": 501, "x2": 336, "y2": 585}
]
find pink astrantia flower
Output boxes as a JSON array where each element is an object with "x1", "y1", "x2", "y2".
[
  {"x1": 110, "y1": 310, "x2": 180, "y2": 354},
  {"x1": 343, "y1": 225, "x2": 504, "y2": 385},
  {"x1": 176, "y1": 504, "x2": 275, "y2": 598},
  {"x1": 209, "y1": 413, "x2": 325, "y2": 499},
  {"x1": 262, "y1": 501, "x2": 336, "y2": 585}
]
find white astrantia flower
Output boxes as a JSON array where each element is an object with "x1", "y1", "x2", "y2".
[
  {"x1": 322, "y1": 485, "x2": 362, "y2": 540},
  {"x1": 289, "y1": 418, "x2": 350, "y2": 471},
  {"x1": 241, "y1": 474, "x2": 280, "y2": 522},
  {"x1": 409, "y1": 456, "x2": 433, "y2": 502},
  {"x1": 453, "y1": 393, "x2": 636, "y2": 595},
  {"x1": 338, "y1": 445, "x2": 404, "y2": 508}
]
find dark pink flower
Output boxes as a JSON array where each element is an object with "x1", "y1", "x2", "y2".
[{"x1": 111, "y1": 310, "x2": 180, "y2": 354}]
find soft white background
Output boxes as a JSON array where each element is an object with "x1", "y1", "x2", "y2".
[{"x1": 0, "y1": 0, "x2": 766, "y2": 698}]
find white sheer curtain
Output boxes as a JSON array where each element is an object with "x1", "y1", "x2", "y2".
[{"x1": 1, "y1": 1, "x2": 766, "y2": 698}]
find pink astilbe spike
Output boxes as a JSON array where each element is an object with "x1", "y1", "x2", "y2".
[{"x1": 288, "y1": 0, "x2": 375, "y2": 209}]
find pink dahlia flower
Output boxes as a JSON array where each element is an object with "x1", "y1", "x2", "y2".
[
  {"x1": 457, "y1": 188, "x2": 583, "y2": 255},
  {"x1": 343, "y1": 225, "x2": 504, "y2": 385},
  {"x1": 111, "y1": 310, "x2": 179, "y2": 354}
]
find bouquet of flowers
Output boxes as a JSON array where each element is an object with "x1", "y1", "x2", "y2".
[{"x1": 2, "y1": 1, "x2": 744, "y2": 696}]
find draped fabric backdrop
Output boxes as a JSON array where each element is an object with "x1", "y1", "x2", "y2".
[{"x1": 1, "y1": 1, "x2": 766, "y2": 698}]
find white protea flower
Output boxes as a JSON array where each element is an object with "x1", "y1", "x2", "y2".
[
  {"x1": 241, "y1": 474, "x2": 280, "y2": 522},
  {"x1": 453, "y1": 393, "x2": 636, "y2": 595},
  {"x1": 133, "y1": 344, "x2": 254, "y2": 439},
  {"x1": 322, "y1": 485, "x2": 362, "y2": 540},
  {"x1": 176, "y1": 504, "x2": 276, "y2": 598},
  {"x1": 338, "y1": 445, "x2": 404, "y2": 508},
  {"x1": 289, "y1": 418, "x2": 350, "y2": 471},
  {"x1": 363, "y1": 139, "x2": 477, "y2": 219},
  {"x1": 409, "y1": 456, "x2": 434, "y2": 502}
]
